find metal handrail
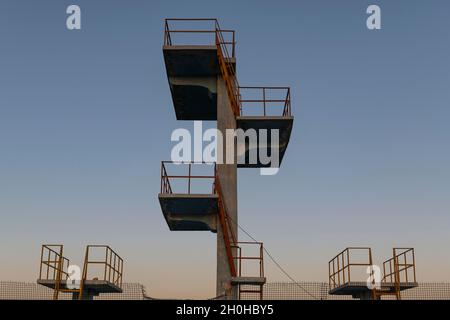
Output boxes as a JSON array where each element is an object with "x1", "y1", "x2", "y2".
[
  {"x1": 164, "y1": 19, "x2": 235, "y2": 57},
  {"x1": 39, "y1": 244, "x2": 73, "y2": 300},
  {"x1": 214, "y1": 169, "x2": 237, "y2": 277},
  {"x1": 231, "y1": 242, "x2": 265, "y2": 279},
  {"x1": 382, "y1": 248, "x2": 416, "y2": 284},
  {"x1": 82, "y1": 245, "x2": 123, "y2": 288},
  {"x1": 239, "y1": 86, "x2": 292, "y2": 117},
  {"x1": 328, "y1": 247, "x2": 373, "y2": 291},
  {"x1": 231, "y1": 241, "x2": 265, "y2": 300},
  {"x1": 160, "y1": 161, "x2": 216, "y2": 195},
  {"x1": 39, "y1": 245, "x2": 70, "y2": 282}
]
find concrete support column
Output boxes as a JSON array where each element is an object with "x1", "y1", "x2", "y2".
[
  {"x1": 72, "y1": 290, "x2": 97, "y2": 300},
  {"x1": 216, "y1": 76, "x2": 238, "y2": 299},
  {"x1": 357, "y1": 290, "x2": 378, "y2": 300}
]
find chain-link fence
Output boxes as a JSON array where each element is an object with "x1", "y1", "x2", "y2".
[
  {"x1": 2, "y1": 281, "x2": 450, "y2": 300},
  {"x1": 0, "y1": 282, "x2": 150, "y2": 300},
  {"x1": 241, "y1": 282, "x2": 450, "y2": 300}
]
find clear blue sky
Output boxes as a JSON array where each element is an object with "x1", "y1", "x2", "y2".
[{"x1": 0, "y1": 0, "x2": 449, "y2": 298}]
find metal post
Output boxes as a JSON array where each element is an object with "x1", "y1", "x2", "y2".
[
  {"x1": 188, "y1": 163, "x2": 191, "y2": 194},
  {"x1": 263, "y1": 88, "x2": 266, "y2": 116}
]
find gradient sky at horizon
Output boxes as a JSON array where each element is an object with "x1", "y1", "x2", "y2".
[{"x1": 0, "y1": 0, "x2": 449, "y2": 299}]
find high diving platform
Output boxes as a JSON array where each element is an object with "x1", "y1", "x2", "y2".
[{"x1": 163, "y1": 19, "x2": 236, "y2": 121}]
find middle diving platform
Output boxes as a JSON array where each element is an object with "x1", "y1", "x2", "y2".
[{"x1": 158, "y1": 161, "x2": 218, "y2": 232}]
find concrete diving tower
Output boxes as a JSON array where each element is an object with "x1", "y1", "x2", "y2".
[
  {"x1": 328, "y1": 247, "x2": 418, "y2": 300},
  {"x1": 161, "y1": 19, "x2": 293, "y2": 299},
  {"x1": 38, "y1": 245, "x2": 124, "y2": 300},
  {"x1": 158, "y1": 161, "x2": 218, "y2": 232}
]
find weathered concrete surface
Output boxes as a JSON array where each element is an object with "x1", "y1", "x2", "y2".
[
  {"x1": 164, "y1": 45, "x2": 218, "y2": 120},
  {"x1": 168, "y1": 77, "x2": 217, "y2": 120},
  {"x1": 163, "y1": 46, "x2": 235, "y2": 120},
  {"x1": 158, "y1": 194, "x2": 218, "y2": 231},
  {"x1": 216, "y1": 76, "x2": 238, "y2": 299},
  {"x1": 236, "y1": 116, "x2": 294, "y2": 168},
  {"x1": 163, "y1": 45, "x2": 219, "y2": 77}
]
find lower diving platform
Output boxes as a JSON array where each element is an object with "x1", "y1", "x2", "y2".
[
  {"x1": 329, "y1": 247, "x2": 418, "y2": 300},
  {"x1": 38, "y1": 245, "x2": 124, "y2": 300}
]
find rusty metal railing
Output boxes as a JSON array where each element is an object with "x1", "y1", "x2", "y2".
[
  {"x1": 163, "y1": 19, "x2": 241, "y2": 117},
  {"x1": 232, "y1": 242, "x2": 264, "y2": 278},
  {"x1": 328, "y1": 247, "x2": 373, "y2": 292},
  {"x1": 82, "y1": 245, "x2": 123, "y2": 289},
  {"x1": 232, "y1": 242, "x2": 265, "y2": 300},
  {"x1": 39, "y1": 245, "x2": 70, "y2": 284},
  {"x1": 160, "y1": 161, "x2": 216, "y2": 195},
  {"x1": 239, "y1": 86, "x2": 291, "y2": 117},
  {"x1": 39, "y1": 244, "x2": 71, "y2": 300},
  {"x1": 164, "y1": 18, "x2": 235, "y2": 57},
  {"x1": 382, "y1": 248, "x2": 416, "y2": 284},
  {"x1": 214, "y1": 170, "x2": 237, "y2": 278},
  {"x1": 38, "y1": 244, "x2": 123, "y2": 300}
]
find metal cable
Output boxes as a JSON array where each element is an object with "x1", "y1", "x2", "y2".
[{"x1": 227, "y1": 216, "x2": 321, "y2": 300}]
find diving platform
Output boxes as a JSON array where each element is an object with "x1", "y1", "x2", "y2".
[
  {"x1": 236, "y1": 116, "x2": 294, "y2": 168},
  {"x1": 329, "y1": 247, "x2": 418, "y2": 300},
  {"x1": 163, "y1": 45, "x2": 219, "y2": 120},
  {"x1": 38, "y1": 245, "x2": 124, "y2": 300},
  {"x1": 163, "y1": 45, "x2": 236, "y2": 120},
  {"x1": 231, "y1": 277, "x2": 266, "y2": 286},
  {"x1": 163, "y1": 18, "x2": 236, "y2": 121},
  {"x1": 329, "y1": 281, "x2": 418, "y2": 297},
  {"x1": 37, "y1": 279, "x2": 122, "y2": 295},
  {"x1": 159, "y1": 161, "x2": 218, "y2": 232},
  {"x1": 164, "y1": 45, "x2": 235, "y2": 77},
  {"x1": 158, "y1": 193, "x2": 218, "y2": 231},
  {"x1": 236, "y1": 87, "x2": 293, "y2": 168}
]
